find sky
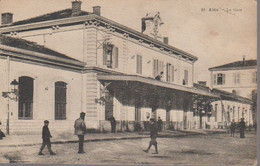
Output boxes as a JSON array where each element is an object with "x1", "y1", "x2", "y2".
[{"x1": 0, "y1": 0, "x2": 257, "y2": 84}]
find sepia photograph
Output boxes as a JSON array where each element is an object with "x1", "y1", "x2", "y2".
[{"x1": 0, "y1": 0, "x2": 257, "y2": 165}]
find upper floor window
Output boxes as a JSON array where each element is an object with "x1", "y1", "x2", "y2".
[
  {"x1": 183, "y1": 70, "x2": 188, "y2": 85},
  {"x1": 18, "y1": 76, "x2": 34, "y2": 119},
  {"x1": 153, "y1": 59, "x2": 164, "y2": 78},
  {"x1": 214, "y1": 73, "x2": 225, "y2": 85},
  {"x1": 234, "y1": 73, "x2": 240, "y2": 84},
  {"x1": 166, "y1": 63, "x2": 174, "y2": 82},
  {"x1": 103, "y1": 43, "x2": 118, "y2": 69},
  {"x1": 136, "y1": 55, "x2": 142, "y2": 74},
  {"x1": 55, "y1": 82, "x2": 67, "y2": 120},
  {"x1": 252, "y1": 71, "x2": 257, "y2": 83}
]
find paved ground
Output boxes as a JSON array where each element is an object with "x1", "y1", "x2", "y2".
[{"x1": 0, "y1": 132, "x2": 256, "y2": 165}]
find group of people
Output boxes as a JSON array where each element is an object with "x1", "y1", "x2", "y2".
[
  {"x1": 230, "y1": 118, "x2": 246, "y2": 138},
  {"x1": 38, "y1": 113, "x2": 162, "y2": 155},
  {"x1": 39, "y1": 112, "x2": 87, "y2": 155}
]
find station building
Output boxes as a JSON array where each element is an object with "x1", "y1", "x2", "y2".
[{"x1": 0, "y1": 1, "x2": 251, "y2": 134}]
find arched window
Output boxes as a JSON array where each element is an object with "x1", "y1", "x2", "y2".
[
  {"x1": 55, "y1": 81, "x2": 67, "y2": 120},
  {"x1": 18, "y1": 76, "x2": 34, "y2": 119}
]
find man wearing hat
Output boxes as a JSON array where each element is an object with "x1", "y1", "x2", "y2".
[
  {"x1": 38, "y1": 120, "x2": 56, "y2": 155},
  {"x1": 74, "y1": 112, "x2": 87, "y2": 154},
  {"x1": 144, "y1": 118, "x2": 159, "y2": 154}
]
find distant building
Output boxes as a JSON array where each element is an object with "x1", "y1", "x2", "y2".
[
  {"x1": 209, "y1": 58, "x2": 257, "y2": 100},
  {"x1": 208, "y1": 59, "x2": 256, "y2": 127}
]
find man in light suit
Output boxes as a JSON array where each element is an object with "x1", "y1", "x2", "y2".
[{"x1": 74, "y1": 112, "x2": 87, "y2": 154}]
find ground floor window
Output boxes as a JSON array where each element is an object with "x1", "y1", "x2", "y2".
[
  {"x1": 55, "y1": 82, "x2": 67, "y2": 120},
  {"x1": 18, "y1": 76, "x2": 33, "y2": 119}
]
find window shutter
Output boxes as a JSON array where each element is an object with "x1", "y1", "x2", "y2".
[
  {"x1": 103, "y1": 44, "x2": 107, "y2": 65},
  {"x1": 112, "y1": 46, "x2": 118, "y2": 68},
  {"x1": 140, "y1": 55, "x2": 142, "y2": 74},
  {"x1": 223, "y1": 74, "x2": 225, "y2": 84},
  {"x1": 171, "y1": 65, "x2": 175, "y2": 82},
  {"x1": 153, "y1": 59, "x2": 158, "y2": 77},
  {"x1": 114, "y1": 47, "x2": 118, "y2": 68},
  {"x1": 136, "y1": 55, "x2": 142, "y2": 74},
  {"x1": 213, "y1": 74, "x2": 216, "y2": 85}
]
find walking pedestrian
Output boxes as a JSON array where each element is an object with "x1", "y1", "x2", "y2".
[
  {"x1": 144, "y1": 118, "x2": 159, "y2": 154},
  {"x1": 230, "y1": 119, "x2": 236, "y2": 137},
  {"x1": 239, "y1": 118, "x2": 246, "y2": 138},
  {"x1": 74, "y1": 112, "x2": 87, "y2": 154},
  {"x1": 157, "y1": 117, "x2": 163, "y2": 132},
  {"x1": 38, "y1": 120, "x2": 56, "y2": 155},
  {"x1": 0, "y1": 121, "x2": 5, "y2": 140}
]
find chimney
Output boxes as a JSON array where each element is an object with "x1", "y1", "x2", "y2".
[
  {"x1": 72, "y1": 0, "x2": 82, "y2": 16},
  {"x1": 243, "y1": 56, "x2": 245, "y2": 65},
  {"x1": 1, "y1": 13, "x2": 13, "y2": 25},
  {"x1": 163, "y1": 37, "x2": 168, "y2": 45},
  {"x1": 93, "y1": 6, "x2": 101, "y2": 16}
]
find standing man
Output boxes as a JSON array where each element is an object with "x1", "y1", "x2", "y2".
[
  {"x1": 144, "y1": 118, "x2": 159, "y2": 154},
  {"x1": 239, "y1": 118, "x2": 246, "y2": 138},
  {"x1": 74, "y1": 112, "x2": 87, "y2": 154},
  {"x1": 38, "y1": 120, "x2": 56, "y2": 155},
  {"x1": 230, "y1": 119, "x2": 236, "y2": 137},
  {"x1": 157, "y1": 117, "x2": 163, "y2": 132},
  {"x1": 108, "y1": 116, "x2": 117, "y2": 133}
]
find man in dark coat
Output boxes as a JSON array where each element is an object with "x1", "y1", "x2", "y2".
[
  {"x1": 0, "y1": 121, "x2": 5, "y2": 140},
  {"x1": 155, "y1": 71, "x2": 164, "y2": 81},
  {"x1": 108, "y1": 116, "x2": 117, "y2": 133},
  {"x1": 239, "y1": 118, "x2": 246, "y2": 138},
  {"x1": 230, "y1": 119, "x2": 236, "y2": 137},
  {"x1": 74, "y1": 112, "x2": 87, "y2": 154},
  {"x1": 157, "y1": 117, "x2": 163, "y2": 132},
  {"x1": 38, "y1": 120, "x2": 56, "y2": 155},
  {"x1": 144, "y1": 118, "x2": 159, "y2": 154}
]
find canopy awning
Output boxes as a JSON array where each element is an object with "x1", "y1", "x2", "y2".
[{"x1": 97, "y1": 74, "x2": 220, "y2": 98}]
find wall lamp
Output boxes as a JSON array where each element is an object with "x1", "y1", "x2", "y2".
[{"x1": 2, "y1": 79, "x2": 19, "y2": 102}]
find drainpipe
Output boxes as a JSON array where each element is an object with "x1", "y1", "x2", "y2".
[{"x1": 6, "y1": 56, "x2": 10, "y2": 135}]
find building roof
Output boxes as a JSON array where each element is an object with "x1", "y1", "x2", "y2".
[
  {"x1": 1, "y1": 9, "x2": 90, "y2": 27},
  {"x1": 0, "y1": 5, "x2": 198, "y2": 62},
  {"x1": 0, "y1": 34, "x2": 83, "y2": 63},
  {"x1": 209, "y1": 60, "x2": 257, "y2": 71}
]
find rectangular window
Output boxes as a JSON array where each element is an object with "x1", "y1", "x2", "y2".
[
  {"x1": 136, "y1": 55, "x2": 142, "y2": 74},
  {"x1": 234, "y1": 73, "x2": 240, "y2": 84},
  {"x1": 217, "y1": 73, "x2": 225, "y2": 85},
  {"x1": 55, "y1": 82, "x2": 67, "y2": 120},
  {"x1": 103, "y1": 44, "x2": 118, "y2": 69},
  {"x1": 153, "y1": 59, "x2": 164, "y2": 78},
  {"x1": 252, "y1": 71, "x2": 257, "y2": 83},
  {"x1": 183, "y1": 70, "x2": 188, "y2": 85}
]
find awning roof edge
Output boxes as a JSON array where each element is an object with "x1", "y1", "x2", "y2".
[{"x1": 97, "y1": 74, "x2": 220, "y2": 98}]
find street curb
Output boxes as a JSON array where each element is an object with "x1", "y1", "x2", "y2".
[{"x1": 0, "y1": 130, "x2": 217, "y2": 147}]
